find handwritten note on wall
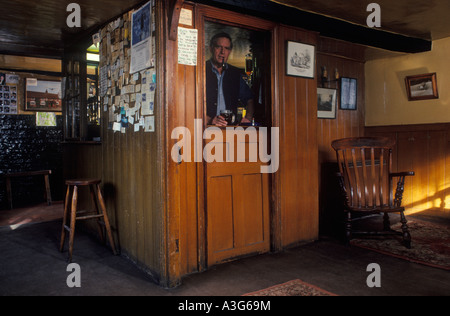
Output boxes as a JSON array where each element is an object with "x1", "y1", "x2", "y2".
[{"x1": 178, "y1": 27, "x2": 198, "y2": 66}]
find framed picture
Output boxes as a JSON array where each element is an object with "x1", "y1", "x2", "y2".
[
  {"x1": 405, "y1": 73, "x2": 439, "y2": 101},
  {"x1": 25, "y1": 79, "x2": 62, "y2": 112},
  {"x1": 286, "y1": 41, "x2": 315, "y2": 79},
  {"x1": 340, "y1": 77, "x2": 357, "y2": 110},
  {"x1": 317, "y1": 88, "x2": 337, "y2": 119}
]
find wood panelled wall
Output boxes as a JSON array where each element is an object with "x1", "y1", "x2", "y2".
[
  {"x1": 366, "y1": 124, "x2": 450, "y2": 219},
  {"x1": 166, "y1": 2, "x2": 323, "y2": 284},
  {"x1": 165, "y1": 0, "x2": 202, "y2": 285},
  {"x1": 316, "y1": 37, "x2": 366, "y2": 162},
  {"x1": 274, "y1": 26, "x2": 319, "y2": 248},
  {"x1": 63, "y1": 111, "x2": 164, "y2": 282},
  {"x1": 315, "y1": 37, "x2": 366, "y2": 236}
]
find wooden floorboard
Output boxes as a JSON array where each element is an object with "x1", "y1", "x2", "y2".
[{"x1": 0, "y1": 201, "x2": 63, "y2": 227}]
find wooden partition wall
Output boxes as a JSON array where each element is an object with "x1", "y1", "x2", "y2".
[{"x1": 165, "y1": 2, "x2": 320, "y2": 286}]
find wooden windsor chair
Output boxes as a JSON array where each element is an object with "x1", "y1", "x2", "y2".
[{"x1": 331, "y1": 137, "x2": 414, "y2": 248}]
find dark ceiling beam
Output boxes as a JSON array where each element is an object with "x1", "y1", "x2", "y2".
[
  {"x1": 191, "y1": 0, "x2": 432, "y2": 53},
  {"x1": 0, "y1": 42, "x2": 63, "y2": 60}
]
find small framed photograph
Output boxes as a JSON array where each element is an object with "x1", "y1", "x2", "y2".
[
  {"x1": 317, "y1": 88, "x2": 337, "y2": 119},
  {"x1": 340, "y1": 77, "x2": 357, "y2": 110},
  {"x1": 405, "y1": 73, "x2": 439, "y2": 101},
  {"x1": 286, "y1": 41, "x2": 315, "y2": 79}
]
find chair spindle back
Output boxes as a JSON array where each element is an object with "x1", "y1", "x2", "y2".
[{"x1": 332, "y1": 137, "x2": 395, "y2": 210}]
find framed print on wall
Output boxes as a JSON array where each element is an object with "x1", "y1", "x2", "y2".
[
  {"x1": 405, "y1": 73, "x2": 439, "y2": 101},
  {"x1": 317, "y1": 88, "x2": 337, "y2": 119},
  {"x1": 25, "y1": 79, "x2": 62, "y2": 112},
  {"x1": 340, "y1": 77, "x2": 357, "y2": 110},
  {"x1": 286, "y1": 41, "x2": 315, "y2": 79}
]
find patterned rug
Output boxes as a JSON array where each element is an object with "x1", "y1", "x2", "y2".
[
  {"x1": 351, "y1": 219, "x2": 450, "y2": 270},
  {"x1": 244, "y1": 279, "x2": 337, "y2": 296}
]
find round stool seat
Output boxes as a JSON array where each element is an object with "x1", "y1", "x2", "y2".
[{"x1": 65, "y1": 179, "x2": 101, "y2": 186}]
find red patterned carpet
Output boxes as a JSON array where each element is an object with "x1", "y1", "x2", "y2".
[
  {"x1": 351, "y1": 219, "x2": 450, "y2": 270},
  {"x1": 244, "y1": 279, "x2": 337, "y2": 296}
]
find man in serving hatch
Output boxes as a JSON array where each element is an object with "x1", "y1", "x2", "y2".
[{"x1": 206, "y1": 32, "x2": 254, "y2": 126}]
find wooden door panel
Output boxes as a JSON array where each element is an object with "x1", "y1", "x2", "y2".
[
  {"x1": 206, "y1": 130, "x2": 270, "y2": 266},
  {"x1": 239, "y1": 173, "x2": 265, "y2": 246},
  {"x1": 207, "y1": 176, "x2": 235, "y2": 253}
]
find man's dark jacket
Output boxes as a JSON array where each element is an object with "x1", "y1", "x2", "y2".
[{"x1": 206, "y1": 60, "x2": 243, "y2": 119}]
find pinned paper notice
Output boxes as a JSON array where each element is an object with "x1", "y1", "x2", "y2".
[
  {"x1": 36, "y1": 112, "x2": 57, "y2": 127},
  {"x1": 113, "y1": 122, "x2": 121, "y2": 132},
  {"x1": 178, "y1": 27, "x2": 198, "y2": 66},
  {"x1": 144, "y1": 116, "x2": 155, "y2": 133},
  {"x1": 179, "y1": 9, "x2": 193, "y2": 26}
]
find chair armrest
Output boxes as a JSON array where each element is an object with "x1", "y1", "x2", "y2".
[
  {"x1": 389, "y1": 172, "x2": 414, "y2": 207},
  {"x1": 335, "y1": 172, "x2": 350, "y2": 208},
  {"x1": 390, "y1": 172, "x2": 415, "y2": 178}
]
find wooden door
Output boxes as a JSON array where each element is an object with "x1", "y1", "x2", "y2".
[{"x1": 205, "y1": 129, "x2": 270, "y2": 265}]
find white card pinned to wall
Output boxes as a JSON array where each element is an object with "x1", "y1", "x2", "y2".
[
  {"x1": 179, "y1": 8, "x2": 193, "y2": 26},
  {"x1": 144, "y1": 116, "x2": 155, "y2": 133}
]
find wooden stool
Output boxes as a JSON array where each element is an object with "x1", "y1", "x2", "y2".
[
  {"x1": 60, "y1": 179, "x2": 117, "y2": 262},
  {"x1": 2, "y1": 170, "x2": 52, "y2": 209}
]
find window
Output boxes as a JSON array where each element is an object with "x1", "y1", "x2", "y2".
[{"x1": 63, "y1": 43, "x2": 101, "y2": 142}]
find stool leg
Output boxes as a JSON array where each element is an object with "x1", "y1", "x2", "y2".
[
  {"x1": 60, "y1": 185, "x2": 71, "y2": 252},
  {"x1": 44, "y1": 174, "x2": 52, "y2": 206},
  {"x1": 68, "y1": 185, "x2": 78, "y2": 263},
  {"x1": 6, "y1": 177, "x2": 12, "y2": 210},
  {"x1": 89, "y1": 184, "x2": 104, "y2": 243},
  {"x1": 96, "y1": 184, "x2": 117, "y2": 255}
]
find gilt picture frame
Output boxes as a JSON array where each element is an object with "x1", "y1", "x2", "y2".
[{"x1": 405, "y1": 73, "x2": 439, "y2": 101}]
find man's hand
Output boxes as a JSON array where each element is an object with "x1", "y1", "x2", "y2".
[
  {"x1": 240, "y1": 117, "x2": 251, "y2": 124},
  {"x1": 212, "y1": 115, "x2": 228, "y2": 127}
]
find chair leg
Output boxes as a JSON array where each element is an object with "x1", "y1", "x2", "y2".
[
  {"x1": 60, "y1": 185, "x2": 71, "y2": 252},
  {"x1": 96, "y1": 184, "x2": 117, "y2": 255},
  {"x1": 68, "y1": 186, "x2": 78, "y2": 263},
  {"x1": 345, "y1": 211, "x2": 352, "y2": 246},
  {"x1": 400, "y1": 211, "x2": 411, "y2": 249}
]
